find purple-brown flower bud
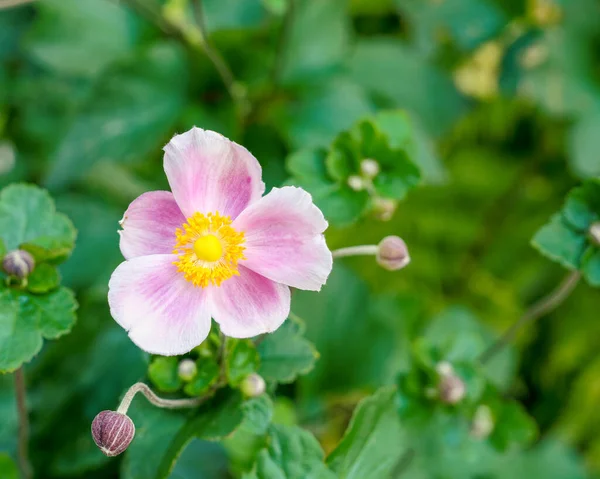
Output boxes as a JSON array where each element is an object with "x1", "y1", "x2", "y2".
[
  {"x1": 590, "y1": 222, "x2": 600, "y2": 247},
  {"x1": 240, "y1": 373, "x2": 266, "y2": 397},
  {"x1": 2, "y1": 249, "x2": 35, "y2": 278},
  {"x1": 376, "y1": 236, "x2": 410, "y2": 271},
  {"x1": 91, "y1": 411, "x2": 135, "y2": 457}
]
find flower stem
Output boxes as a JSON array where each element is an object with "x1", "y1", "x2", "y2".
[
  {"x1": 14, "y1": 368, "x2": 32, "y2": 479},
  {"x1": 116, "y1": 382, "x2": 213, "y2": 415},
  {"x1": 480, "y1": 271, "x2": 581, "y2": 364},
  {"x1": 331, "y1": 245, "x2": 379, "y2": 259},
  {"x1": 0, "y1": 0, "x2": 35, "y2": 8}
]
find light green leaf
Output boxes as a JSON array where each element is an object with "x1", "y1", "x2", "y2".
[
  {"x1": 226, "y1": 339, "x2": 259, "y2": 387},
  {"x1": 27, "y1": 263, "x2": 61, "y2": 294},
  {"x1": 148, "y1": 357, "x2": 183, "y2": 393},
  {"x1": 183, "y1": 358, "x2": 220, "y2": 396},
  {"x1": 327, "y1": 387, "x2": 406, "y2": 479},
  {"x1": 568, "y1": 109, "x2": 600, "y2": 179},
  {"x1": 258, "y1": 318, "x2": 318, "y2": 384},
  {"x1": 532, "y1": 214, "x2": 587, "y2": 270},
  {"x1": 45, "y1": 42, "x2": 188, "y2": 189},
  {"x1": 0, "y1": 286, "x2": 77, "y2": 372},
  {"x1": 246, "y1": 424, "x2": 336, "y2": 479},
  {"x1": 26, "y1": 0, "x2": 135, "y2": 77},
  {"x1": 0, "y1": 184, "x2": 76, "y2": 260},
  {"x1": 581, "y1": 246, "x2": 600, "y2": 287},
  {"x1": 0, "y1": 453, "x2": 18, "y2": 479}
]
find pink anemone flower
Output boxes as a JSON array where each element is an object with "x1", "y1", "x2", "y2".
[{"x1": 108, "y1": 127, "x2": 332, "y2": 355}]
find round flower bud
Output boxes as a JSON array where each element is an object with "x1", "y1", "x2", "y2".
[
  {"x1": 589, "y1": 222, "x2": 600, "y2": 247},
  {"x1": 91, "y1": 411, "x2": 135, "y2": 457},
  {"x1": 371, "y1": 197, "x2": 397, "y2": 221},
  {"x1": 347, "y1": 175, "x2": 365, "y2": 191},
  {"x1": 470, "y1": 405, "x2": 494, "y2": 439},
  {"x1": 240, "y1": 373, "x2": 266, "y2": 398},
  {"x1": 376, "y1": 236, "x2": 410, "y2": 271},
  {"x1": 360, "y1": 158, "x2": 380, "y2": 178},
  {"x1": 438, "y1": 374, "x2": 466, "y2": 405},
  {"x1": 2, "y1": 249, "x2": 35, "y2": 279},
  {"x1": 177, "y1": 358, "x2": 197, "y2": 382}
]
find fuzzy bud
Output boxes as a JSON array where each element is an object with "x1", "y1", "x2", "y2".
[
  {"x1": 2, "y1": 249, "x2": 35, "y2": 279},
  {"x1": 347, "y1": 175, "x2": 365, "y2": 191},
  {"x1": 91, "y1": 411, "x2": 135, "y2": 457},
  {"x1": 376, "y1": 236, "x2": 410, "y2": 271},
  {"x1": 589, "y1": 222, "x2": 600, "y2": 247},
  {"x1": 371, "y1": 197, "x2": 397, "y2": 221},
  {"x1": 470, "y1": 405, "x2": 494, "y2": 439},
  {"x1": 240, "y1": 373, "x2": 266, "y2": 398},
  {"x1": 360, "y1": 158, "x2": 380, "y2": 178},
  {"x1": 436, "y1": 362, "x2": 466, "y2": 405},
  {"x1": 178, "y1": 359, "x2": 197, "y2": 382}
]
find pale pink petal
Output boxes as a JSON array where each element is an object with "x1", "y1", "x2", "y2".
[
  {"x1": 118, "y1": 191, "x2": 186, "y2": 260},
  {"x1": 108, "y1": 255, "x2": 212, "y2": 355},
  {"x1": 163, "y1": 127, "x2": 265, "y2": 219},
  {"x1": 233, "y1": 186, "x2": 332, "y2": 291},
  {"x1": 211, "y1": 266, "x2": 290, "y2": 338}
]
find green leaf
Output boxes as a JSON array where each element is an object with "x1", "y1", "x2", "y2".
[
  {"x1": 0, "y1": 453, "x2": 18, "y2": 479},
  {"x1": 327, "y1": 387, "x2": 406, "y2": 479},
  {"x1": 123, "y1": 390, "x2": 245, "y2": 479},
  {"x1": 148, "y1": 357, "x2": 183, "y2": 393},
  {"x1": 0, "y1": 184, "x2": 76, "y2": 260},
  {"x1": 581, "y1": 246, "x2": 600, "y2": 286},
  {"x1": 45, "y1": 42, "x2": 188, "y2": 189},
  {"x1": 563, "y1": 179, "x2": 600, "y2": 230},
  {"x1": 241, "y1": 394, "x2": 274, "y2": 435},
  {"x1": 489, "y1": 399, "x2": 538, "y2": 451},
  {"x1": 532, "y1": 214, "x2": 587, "y2": 270},
  {"x1": 246, "y1": 424, "x2": 336, "y2": 479},
  {"x1": 568, "y1": 109, "x2": 600, "y2": 178},
  {"x1": 183, "y1": 358, "x2": 220, "y2": 396},
  {"x1": 258, "y1": 318, "x2": 318, "y2": 384},
  {"x1": 25, "y1": 0, "x2": 136, "y2": 77},
  {"x1": 226, "y1": 339, "x2": 259, "y2": 387},
  {"x1": 0, "y1": 286, "x2": 77, "y2": 372},
  {"x1": 0, "y1": 239, "x2": 6, "y2": 259},
  {"x1": 27, "y1": 263, "x2": 60, "y2": 294}
]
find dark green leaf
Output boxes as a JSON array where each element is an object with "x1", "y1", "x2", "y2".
[
  {"x1": 489, "y1": 399, "x2": 538, "y2": 451},
  {"x1": 241, "y1": 394, "x2": 273, "y2": 435},
  {"x1": 148, "y1": 357, "x2": 183, "y2": 393},
  {"x1": 226, "y1": 339, "x2": 260, "y2": 387},
  {"x1": 183, "y1": 358, "x2": 220, "y2": 396}
]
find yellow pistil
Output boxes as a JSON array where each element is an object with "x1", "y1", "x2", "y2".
[{"x1": 173, "y1": 212, "x2": 245, "y2": 288}]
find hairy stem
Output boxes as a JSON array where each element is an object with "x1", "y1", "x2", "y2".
[
  {"x1": 480, "y1": 271, "x2": 581, "y2": 364},
  {"x1": 14, "y1": 368, "x2": 32, "y2": 479},
  {"x1": 0, "y1": 0, "x2": 35, "y2": 8},
  {"x1": 117, "y1": 382, "x2": 213, "y2": 415},
  {"x1": 331, "y1": 245, "x2": 379, "y2": 259}
]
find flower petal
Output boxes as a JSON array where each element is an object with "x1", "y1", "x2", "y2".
[
  {"x1": 211, "y1": 266, "x2": 290, "y2": 338},
  {"x1": 108, "y1": 255, "x2": 212, "y2": 355},
  {"x1": 233, "y1": 186, "x2": 332, "y2": 291},
  {"x1": 163, "y1": 127, "x2": 265, "y2": 219},
  {"x1": 119, "y1": 191, "x2": 185, "y2": 260}
]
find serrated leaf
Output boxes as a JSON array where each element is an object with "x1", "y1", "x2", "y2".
[
  {"x1": 327, "y1": 386, "x2": 406, "y2": 479},
  {"x1": 246, "y1": 424, "x2": 336, "y2": 479},
  {"x1": 258, "y1": 319, "x2": 318, "y2": 384},
  {"x1": 563, "y1": 179, "x2": 600, "y2": 230},
  {"x1": 27, "y1": 263, "x2": 60, "y2": 294},
  {"x1": 489, "y1": 399, "x2": 538, "y2": 451},
  {"x1": 148, "y1": 357, "x2": 183, "y2": 393},
  {"x1": 0, "y1": 184, "x2": 76, "y2": 260},
  {"x1": 241, "y1": 394, "x2": 273, "y2": 435},
  {"x1": 0, "y1": 286, "x2": 77, "y2": 372},
  {"x1": 226, "y1": 339, "x2": 259, "y2": 387},
  {"x1": 183, "y1": 358, "x2": 220, "y2": 396},
  {"x1": 581, "y1": 246, "x2": 600, "y2": 286},
  {"x1": 532, "y1": 214, "x2": 587, "y2": 270}
]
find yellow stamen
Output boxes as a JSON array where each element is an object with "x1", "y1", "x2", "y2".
[{"x1": 173, "y1": 212, "x2": 245, "y2": 288}]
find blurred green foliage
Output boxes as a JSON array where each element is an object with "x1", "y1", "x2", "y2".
[{"x1": 1, "y1": 0, "x2": 600, "y2": 477}]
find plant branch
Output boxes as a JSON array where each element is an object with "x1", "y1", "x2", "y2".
[
  {"x1": 116, "y1": 382, "x2": 214, "y2": 415},
  {"x1": 14, "y1": 368, "x2": 32, "y2": 479},
  {"x1": 480, "y1": 270, "x2": 581, "y2": 364},
  {"x1": 331, "y1": 245, "x2": 379, "y2": 259}
]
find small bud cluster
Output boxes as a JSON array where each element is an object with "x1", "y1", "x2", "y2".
[
  {"x1": 376, "y1": 236, "x2": 410, "y2": 271},
  {"x1": 91, "y1": 411, "x2": 135, "y2": 457},
  {"x1": 346, "y1": 159, "x2": 381, "y2": 192},
  {"x1": 2, "y1": 249, "x2": 35, "y2": 279},
  {"x1": 435, "y1": 361, "x2": 466, "y2": 405}
]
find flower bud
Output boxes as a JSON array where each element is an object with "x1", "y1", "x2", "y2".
[
  {"x1": 589, "y1": 222, "x2": 600, "y2": 247},
  {"x1": 436, "y1": 362, "x2": 466, "y2": 405},
  {"x1": 2, "y1": 249, "x2": 35, "y2": 279},
  {"x1": 470, "y1": 405, "x2": 494, "y2": 439},
  {"x1": 371, "y1": 197, "x2": 397, "y2": 221},
  {"x1": 347, "y1": 175, "x2": 365, "y2": 191},
  {"x1": 360, "y1": 158, "x2": 380, "y2": 178},
  {"x1": 91, "y1": 411, "x2": 135, "y2": 457},
  {"x1": 240, "y1": 373, "x2": 266, "y2": 398},
  {"x1": 376, "y1": 236, "x2": 410, "y2": 271},
  {"x1": 178, "y1": 359, "x2": 197, "y2": 382}
]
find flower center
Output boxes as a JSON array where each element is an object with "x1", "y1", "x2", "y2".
[{"x1": 173, "y1": 212, "x2": 245, "y2": 288}]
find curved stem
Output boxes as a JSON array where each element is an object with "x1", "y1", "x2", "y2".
[
  {"x1": 14, "y1": 368, "x2": 32, "y2": 479},
  {"x1": 117, "y1": 382, "x2": 212, "y2": 415},
  {"x1": 480, "y1": 271, "x2": 581, "y2": 364},
  {"x1": 331, "y1": 245, "x2": 378, "y2": 259},
  {"x1": 0, "y1": 0, "x2": 35, "y2": 8}
]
